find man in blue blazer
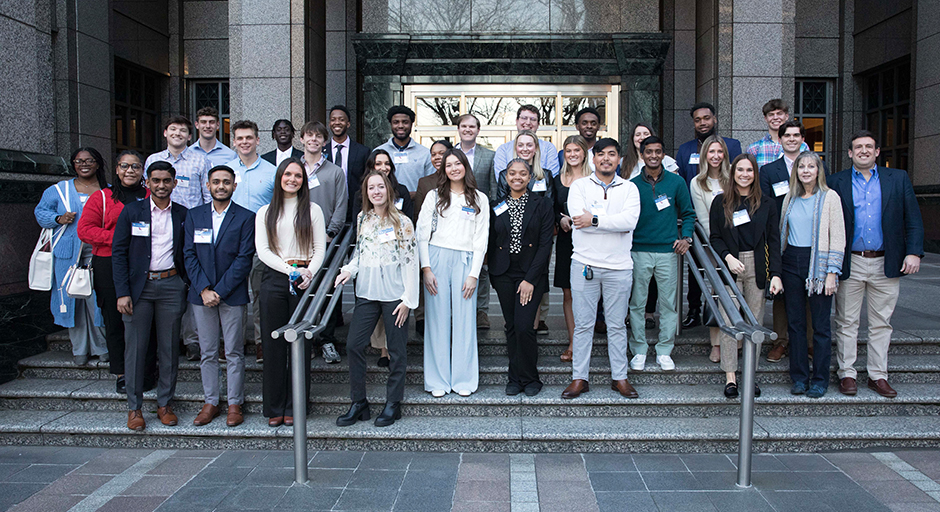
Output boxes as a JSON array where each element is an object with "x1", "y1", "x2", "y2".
[
  {"x1": 829, "y1": 130, "x2": 924, "y2": 399},
  {"x1": 113, "y1": 161, "x2": 189, "y2": 431},
  {"x1": 674, "y1": 102, "x2": 742, "y2": 328},
  {"x1": 184, "y1": 165, "x2": 256, "y2": 428}
]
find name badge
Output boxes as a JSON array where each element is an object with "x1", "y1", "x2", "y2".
[
  {"x1": 712, "y1": 188, "x2": 723, "y2": 197},
  {"x1": 308, "y1": 174, "x2": 320, "y2": 189},
  {"x1": 132, "y1": 221, "x2": 150, "y2": 237},
  {"x1": 176, "y1": 175, "x2": 190, "y2": 187},
  {"x1": 394, "y1": 198, "x2": 404, "y2": 210},
  {"x1": 532, "y1": 179, "x2": 547, "y2": 193},
  {"x1": 378, "y1": 226, "x2": 396, "y2": 243},
  {"x1": 461, "y1": 206, "x2": 475, "y2": 219},
  {"x1": 689, "y1": 153, "x2": 700, "y2": 165},
  {"x1": 732, "y1": 209, "x2": 751, "y2": 227},
  {"x1": 494, "y1": 201, "x2": 509, "y2": 216},
  {"x1": 80, "y1": 195, "x2": 88, "y2": 204},
  {"x1": 393, "y1": 152, "x2": 409, "y2": 164},
  {"x1": 194, "y1": 228, "x2": 212, "y2": 244},
  {"x1": 590, "y1": 201, "x2": 607, "y2": 216},
  {"x1": 234, "y1": 171, "x2": 243, "y2": 184},
  {"x1": 655, "y1": 194, "x2": 670, "y2": 211},
  {"x1": 773, "y1": 180, "x2": 789, "y2": 197}
]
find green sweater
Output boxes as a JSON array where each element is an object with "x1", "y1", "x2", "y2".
[{"x1": 630, "y1": 168, "x2": 697, "y2": 253}]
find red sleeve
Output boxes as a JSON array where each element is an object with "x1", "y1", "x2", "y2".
[{"x1": 77, "y1": 190, "x2": 115, "y2": 248}]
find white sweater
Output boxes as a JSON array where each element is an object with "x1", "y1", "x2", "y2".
[
  {"x1": 690, "y1": 176, "x2": 723, "y2": 236},
  {"x1": 255, "y1": 196, "x2": 327, "y2": 275},
  {"x1": 416, "y1": 189, "x2": 490, "y2": 278},
  {"x1": 567, "y1": 173, "x2": 641, "y2": 270}
]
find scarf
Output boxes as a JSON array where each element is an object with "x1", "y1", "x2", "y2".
[{"x1": 780, "y1": 190, "x2": 845, "y2": 295}]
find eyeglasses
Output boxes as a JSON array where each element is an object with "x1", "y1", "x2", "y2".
[
  {"x1": 118, "y1": 162, "x2": 144, "y2": 171},
  {"x1": 73, "y1": 159, "x2": 97, "y2": 166}
]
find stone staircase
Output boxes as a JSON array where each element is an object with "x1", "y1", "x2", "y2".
[{"x1": 2, "y1": 296, "x2": 940, "y2": 453}]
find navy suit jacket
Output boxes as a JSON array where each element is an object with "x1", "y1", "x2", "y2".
[
  {"x1": 260, "y1": 147, "x2": 303, "y2": 167},
  {"x1": 112, "y1": 199, "x2": 188, "y2": 304},
  {"x1": 759, "y1": 156, "x2": 831, "y2": 216},
  {"x1": 675, "y1": 136, "x2": 743, "y2": 186},
  {"x1": 323, "y1": 138, "x2": 371, "y2": 222},
  {"x1": 183, "y1": 202, "x2": 256, "y2": 306},
  {"x1": 827, "y1": 166, "x2": 925, "y2": 280}
]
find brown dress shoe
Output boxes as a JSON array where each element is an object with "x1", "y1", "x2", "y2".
[
  {"x1": 561, "y1": 379, "x2": 590, "y2": 399},
  {"x1": 611, "y1": 379, "x2": 639, "y2": 399},
  {"x1": 127, "y1": 410, "x2": 145, "y2": 431},
  {"x1": 476, "y1": 310, "x2": 490, "y2": 330},
  {"x1": 268, "y1": 416, "x2": 284, "y2": 427},
  {"x1": 766, "y1": 345, "x2": 786, "y2": 363},
  {"x1": 226, "y1": 404, "x2": 244, "y2": 427},
  {"x1": 157, "y1": 405, "x2": 178, "y2": 426},
  {"x1": 193, "y1": 403, "x2": 220, "y2": 426},
  {"x1": 868, "y1": 378, "x2": 897, "y2": 398},
  {"x1": 256, "y1": 343, "x2": 264, "y2": 364},
  {"x1": 560, "y1": 349, "x2": 573, "y2": 363},
  {"x1": 283, "y1": 416, "x2": 294, "y2": 427},
  {"x1": 839, "y1": 377, "x2": 858, "y2": 396}
]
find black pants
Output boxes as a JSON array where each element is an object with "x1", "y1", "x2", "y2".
[
  {"x1": 346, "y1": 297, "x2": 408, "y2": 403},
  {"x1": 94, "y1": 255, "x2": 156, "y2": 377},
  {"x1": 687, "y1": 267, "x2": 701, "y2": 311},
  {"x1": 260, "y1": 267, "x2": 311, "y2": 418},
  {"x1": 781, "y1": 246, "x2": 832, "y2": 388},
  {"x1": 646, "y1": 280, "x2": 658, "y2": 314},
  {"x1": 491, "y1": 271, "x2": 544, "y2": 389}
]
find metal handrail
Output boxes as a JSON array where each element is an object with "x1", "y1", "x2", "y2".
[{"x1": 271, "y1": 223, "x2": 355, "y2": 484}]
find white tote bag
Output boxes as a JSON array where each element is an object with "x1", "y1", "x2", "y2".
[
  {"x1": 62, "y1": 190, "x2": 104, "y2": 299},
  {"x1": 28, "y1": 183, "x2": 70, "y2": 291}
]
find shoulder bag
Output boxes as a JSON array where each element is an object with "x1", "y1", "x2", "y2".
[{"x1": 28, "y1": 183, "x2": 70, "y2": 291}]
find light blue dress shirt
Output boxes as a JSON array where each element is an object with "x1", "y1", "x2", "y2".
[
  {"x1": 190, "y1": 139, "x2": 237, "y2": 169},
  {"x1": 375, "y1": 137, "x2": 435, "y2": 192},
  {"x1": 851, "y1": 165, "x2": 884, "y2": 252}
]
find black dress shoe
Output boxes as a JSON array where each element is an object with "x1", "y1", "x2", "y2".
[
  {"x1": 116, "y1": 376, "x2": 126, "y2": 394},
  {"x1": 336, "y1": 399, "x2": 370, "y2": 426},
  {"x1": 645, "y1": 317, "x2": 656, "y2": 330},
  {"x1": 415, "y1": 320, "x2": 425, "y2": 337},
  {"x1": 724, "y1": 382, "x2": 739, "y2": 398},
  {"x1": 186, "y1": 344, "x2": 200, "y2": 361},
  {"x1": 505, "y1": 383, "x2": 523, "y2": 396},
  {"x1": 374, "y1": 402, "x2": 401, "y2": 427},
  {"x1": 524, "y1": 382, "x2": 543, "y2": 397},
  {"x1": 754, "y1": 384, "x2": 761, "y2": 398},
  {"x1": 682, "y1": 308, "x2": 701, "y2": 329}
]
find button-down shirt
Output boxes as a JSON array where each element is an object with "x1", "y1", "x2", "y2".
[
  {"x1": 189, "y1": 139, "x2": 237, "y2": 169},
  {"x1": 330, "y1": 137, "x2": 349, "y2": 176},
  {"x1": 303, "y1": 154, "x2": 327, "y2": 186},
  {"x1": 851, "y1": 165, "x2": 884, "y2": 252},
  {"x1": 494, "y1": 138, "x2": 560, "y2": 179},
  {"x1": 746, "y1": 134, "x2": 810, "y2": 168},
  {"x1": 211, "y1": 201, "x2": 232, "y2": 243},
  {"x1": 145, "y1": 147, "x2": 212, "y2": 209},
  {"x1": 784, "y1": 154, "x2": 795, "y2": 175},
  {"x1": 149, "y1": 198, "x2": 174, "y2": 271},
  {"x1": 375, "y1": 137, "x2": 435, "y2": 192},
  {"x1": 460, "y1": 143, "x2": 477, "y2": 170},
  {"x1": 227, "y1": 155, "x2": 277, "y2": 213},
  {"x1": 275, "y1": 147, "x2": 294, "y2": 166}
]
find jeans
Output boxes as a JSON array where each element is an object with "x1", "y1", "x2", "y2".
[{"x1": 781, "y1": 246, "x2": 833, "y2": 388}]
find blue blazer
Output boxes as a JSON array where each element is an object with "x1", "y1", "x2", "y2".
[
  {"x1": 183, "y1": 202, "x2": 256, "y2": 306},
  {"x1": 675, "y1": 136, "x2": 743, "y2": 186},
  {"x1": 827, "y1": 166, "x2": 925, "y2": 280},
  {"x1": 112, "y1": 199, "x2": 189, "y2": 304}
]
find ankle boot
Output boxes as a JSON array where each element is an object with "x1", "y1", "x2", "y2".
[
  {"x1": 374, "y1": 402, "x2": 402, "y2": 427},
  {"x1": 336, "y1": 399, "x2": 370, "y2": 426}
]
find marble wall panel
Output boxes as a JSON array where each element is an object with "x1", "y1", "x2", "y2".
[
  {"x1": 731, "y1": 76, "x2": 783, "y2": 137},
  {"x1": 732, "y1": 0, "x2": 782, "y2": 23},
  {"x1": 183, "y1": 39, "x2": 230, "y2": 78},
  {"x1": 183, "y1": 1, "x2": 229, "y2": 39},
  {"x1": 362, "y1": 0, "x2": 398, "y2": 32},
  {"x1": 794, "y1": 0, "x2": 839, "y2": 38},
  {"x1": 76, "y1": 84, "x2": 112, "y2": 140},
  {"x1": 919, "y1": 0, "x2": 940, "y2": 40},
  {"x1": 232, "y1": 24, "x2": 292, "y2": 78},
  {"x1": 326, "y1": 0, "x2": 346, "y2": 31},
  {"x1": 0, "y1": 15, "x2": 51, "y2": 155},
  {"x1": 230, "y1": 0, "x2": 291, "y2": 25},
  {"x1": 732, "y1": 23, "x2": 783, "y2": 76},
  {"x1": 621, "y1": 0, "x2": 660, "y2": 32},
  {"x1": 136, "y1": 23, "x2": 171, "y2": 74},
  {"x1": 75, "y1": 0, "x2": 109, "y2": 43},
  {"x1": 914, "y1": 84, "x2": 940, "y2": 138},
  {"x1": 795, "y1": 37, "x2": 840, "y2": 77},
  {"x1": 76, "y1": 33, "x2": 111, "y2": 92},
  {"x1": 915, "y1": 34, "x2": 940, "y2": 90},
  {"x1": 912, "y1": 134, "x2": 940, "y2": 187}
]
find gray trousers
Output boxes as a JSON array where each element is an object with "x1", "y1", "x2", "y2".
[
  {"x1": 123, "y1": 274, "x2": 186, "y2": 410},
  {"x1": 477, "y1": 264, "x2": 490, "y2": 312},
  {"x1": 570, "y1": 259, "x2": 632, "y2": 381},
  {"x1": 193, "y1": 302, "x2": 246, "y2": 406},
  {"x1": 248, "y1": 255, "x2": 264, "y2": 344},
  {"x1": 181, "y1": 303, "x2": 198, "y2": 347}
]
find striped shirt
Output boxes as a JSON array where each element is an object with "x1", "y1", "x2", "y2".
[{"x1": 746, "y1": 134, "x2": 810, "y2": 168}]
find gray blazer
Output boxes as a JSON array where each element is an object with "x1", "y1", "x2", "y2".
[{"x1": 471, "y1": 146, "x2": 496, "y2": 200}]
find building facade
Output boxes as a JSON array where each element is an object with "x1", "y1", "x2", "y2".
[{"x1": 1, "y1": 0, "x2": 936, "y2": 305}]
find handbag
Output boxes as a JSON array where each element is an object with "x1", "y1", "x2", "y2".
[
  {"x1": 28, "y1": 182, "x2": 70, "y2": 291},
  {"x1": 63, "y1": 189, "x2": 104, "y2": 300},
  {"x1": 701, "y1": 300, "x2": 719, "y2": 327}
]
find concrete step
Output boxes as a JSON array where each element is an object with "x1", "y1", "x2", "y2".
[
  {"x1": 17, "y1": 350, "x2": 940, "y2": 386},
  {"x1": 1, "y1": 378, "x2": 938, "y2": 418},
  {"x1": 1, "y1": 409, "x2": 938, "y2": 453}
]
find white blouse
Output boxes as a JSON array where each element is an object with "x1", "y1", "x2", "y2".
[
  {"x1": 255, "y1": 196, "x2": 327, "y2": 275},
  {"x1": 341, "y1": 211, "x2": 420, "y2": 309},
  {"x1": 416, "y1": 188, "x2": 490, "y2": 278}
]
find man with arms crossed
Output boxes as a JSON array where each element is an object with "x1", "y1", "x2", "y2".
[
  {"x1": 829, "y1": 131, "x2": 924, "y2": 398},
  {"x1": 561, "y1": 138, "x2": 641, "y2": 399}
]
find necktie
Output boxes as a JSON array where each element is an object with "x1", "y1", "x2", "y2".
[{"x1": 334, "y1": 144, "x2": 343, "y2": 168}]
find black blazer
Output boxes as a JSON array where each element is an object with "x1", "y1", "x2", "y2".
[
  {"x1": 323, "y1": 138, "x2": 371, "y2": 221},
  {"x1": 709, "y1": 196, "x2": 781, "y2": 290},
  {"x1": 759, "y1": 156, "x2": 830, "y2": 215},
  {"x1": 260, "y1": 147, "x2": 303, "y2": 166},
  {"x1": 487, "y1": 193, "x2": 554, "y2": 288},
  {"x1": 183, "y1": 202, "x2": 256, "y2": 306},
  {"x1": 112, "y1": 199, "x2": 188, "y2": 303},
  {"x1": 493, "y1": 169, "x2": 555, "y2": 208},
  {"x1": 827, "y1": 166, "x2": 925, "y2": 280}
]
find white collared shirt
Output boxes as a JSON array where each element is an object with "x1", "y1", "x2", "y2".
[
  {"x1": 331, "y1": 137, "x2": 349, "y2": 176},
  {"x1": 275, "y1": 147, "x2": 293, "y2": 166},
  {"x1": 784, "y1": 154, "x2": 795, "y2": 175},
  {"x1": 461, "y1": 143, "x2": 477, "y2": 170},
  {"x1": 149, "y1": 198, "x2": 174, "y2": 271},
  {"x1": 211, "y1": 201, "x2": 232, "y2": 243}
]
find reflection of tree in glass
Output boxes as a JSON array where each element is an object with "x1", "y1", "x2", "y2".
[
  {"x1": 417, "y1": 97, "x2": 460, "y2": 126},
  {"x1": 467, "y1": 97, "x2": 510, "y2": 125},
  {"x1": 562, "y1": 97, "x2": 606, "y2": 125},
  {"x1": 395, "y1": 1, "x2": 470, "y2": 32}
]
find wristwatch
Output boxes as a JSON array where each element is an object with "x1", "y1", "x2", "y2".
[
  {"x1": 591, "y1": 215, "x2": 598, "y2": 227},
  {"x1": 683, "y1": 236, "x2": 693, "y2": 245}
]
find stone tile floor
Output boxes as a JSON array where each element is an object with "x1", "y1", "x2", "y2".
[{"x1": 1, "y1": 446, "x2": 940, "y2": 511}]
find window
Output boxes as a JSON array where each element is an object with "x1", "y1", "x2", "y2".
[
  {"x1": 190, "y1": 81, "x2": 231, "y2": 145},
  {"x1": 114, "y1": 60, "x2": 161, "y2": 154},
  {"x1": 863, "y1": 59, "x2": 911, "y2": 170},
  {"x1": 793, "y1": 80, "x2": 832, "y2": 162}
]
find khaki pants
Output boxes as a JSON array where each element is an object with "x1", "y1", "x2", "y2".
[
  {"x1": 834, "y1": 254, "x2": 899, "y2": 380},
  {"x1": 718, "y1": 252, "x2": 766, "y2": 373}
]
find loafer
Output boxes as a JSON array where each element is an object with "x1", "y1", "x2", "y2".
[
  {"x1": 524, "y1": 382, "x2": 543, "y2": 397},
  {"x1": 226, "y1": 404, "x2": 244, "y2": 427},
  {"x1": 193, "y1": 403, "x2": 220, "y2": 426},
  {"x1": 476, "y1": 310, "x2": 490, "y2": 330},
  {"x1": 186, "y1": 344, "x2": 200, "y2": 361},
  {"x1": 630, "y1": 354, "x2": 646, "y2": 371},
  {"x1": 791, "y1": 381, "x2": 808, "y2": 395},
  {"x1": 336, "y1": 399, "x2": 370, "y2": 426},
  {"x1": 505, "y1": 383, "x2": 523, "y2": 396},
  {"x1": 283, "y1": 416, "x2": 294, "y2": 427},
  {"x1": 115, "y1": 375, "x2": 126, "y2": 394},
  {"x1": 806, "y1": 383, "x2": 827, "y2": 398},
  {"x1": 839, "y1": 377, "x2": 858, "y2": 396},
  {"x1": 377, "y1": 356, "x2": 390, "y2": 367},
  {"x1": 560, "y1": 349, "x2": 573, "y2": 363},
  {"x1": 157, "y1": 405, "x2": 178, "y2": 426},
  {"x1": 868, "y1": 378, "x2": 897, "y2": 398},
  {"x1": 766, "y1": 345, "x2": 786, "y2": 363},
  {"x1": 682, "y1": 308, "x2": 701, "y2": 329},
  {"x1": 268, "y1": 416, "x2": 284, "y2": 427},
  {"x1": 561, "y1": 379, "x2": 590, "y2": 399},
  {"x1": 611, "y1": 379, "x2": 638, "y2": 399},
  {"x1": 724, "y1": 382, "x2": 739, "y2": 398},
  {"x1": 127, "y1": 410, "x2": 145, "y2": 431},
  {"x1": 374, "y1": 402, "x2": 401, "y2": 427}
]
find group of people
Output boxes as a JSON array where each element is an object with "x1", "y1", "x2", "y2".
[{"x1": 34, "y1": 95, "x2": 923, "y2": 432}]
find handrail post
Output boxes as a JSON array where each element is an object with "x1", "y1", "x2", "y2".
[
  {"x1": 736, "y1": 334, "x2": 758, "y2": 488},
  {"x1": 290, "y1": 337, "x2": 308, "y2": 484}
]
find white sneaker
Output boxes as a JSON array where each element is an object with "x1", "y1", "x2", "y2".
[
  {"x1": 322, "y1": 343, "x2": 341, "y2": 364},
  {"x1": 457, "y1": 390, "x2": 472, "y2": 397},
  {"x1": 630, "y1": 354, "x2": 646, "y2": 371},
  {"x1": 431, "y1": 390, "x2": 446, "y2": 398},
  {"x1": 657, "y1": 355, "x2": 675, "y2": 371}
]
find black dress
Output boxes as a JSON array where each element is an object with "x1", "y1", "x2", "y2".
[{"x1": 552, "y1": 173, "x2": 574, "y2": 289}]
